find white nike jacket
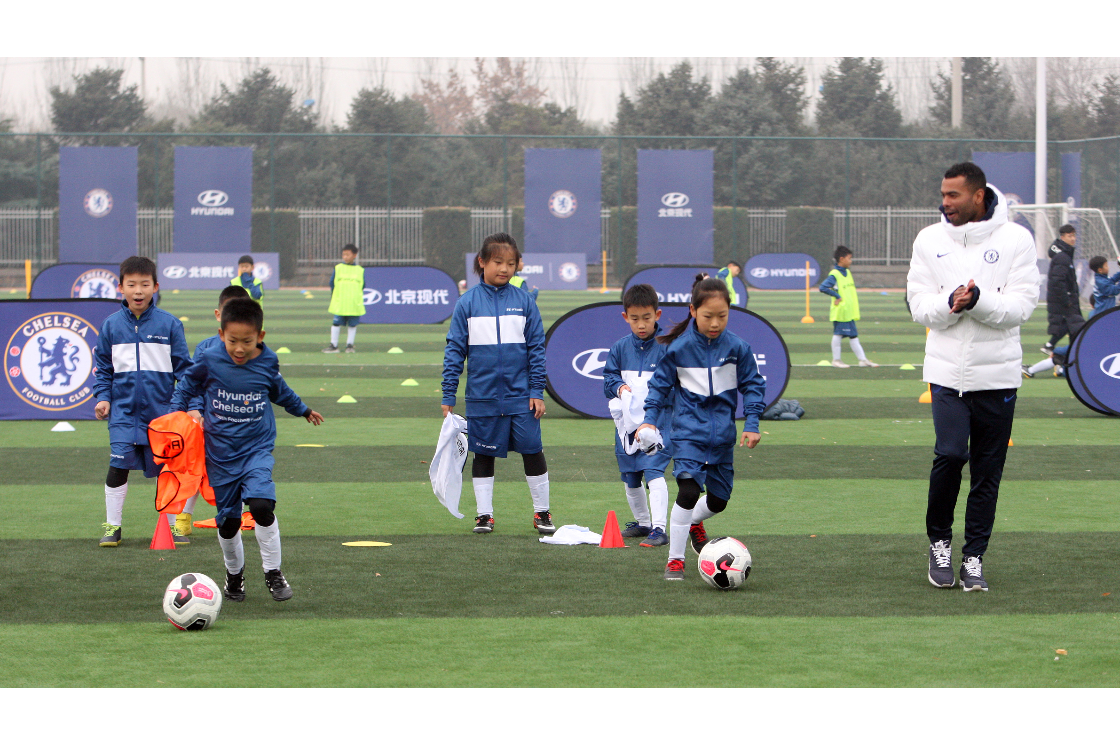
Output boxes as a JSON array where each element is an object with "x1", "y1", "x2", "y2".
[{"x1": 907, "y1": 184, "x2": 1040, "y2": 392}]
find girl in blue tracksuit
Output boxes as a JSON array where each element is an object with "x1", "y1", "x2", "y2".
[
  {"x1": 636, "y1": 276, "x2": 766, "y2": 581},
  {"x1": 441, "y1": 233, "x2": 556, "y2": 536}
]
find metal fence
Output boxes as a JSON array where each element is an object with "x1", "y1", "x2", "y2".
[{"x1": 299, "y1": 207, "x2": 424, "y2": 266}]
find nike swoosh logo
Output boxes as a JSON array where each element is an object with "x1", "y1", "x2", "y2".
[
  {"x1": 1005, "y1": 394, "x2": 1016, "y2": 403},
  {"x1": 936, "y1": 252, "x2": 951, "y2": 258}
]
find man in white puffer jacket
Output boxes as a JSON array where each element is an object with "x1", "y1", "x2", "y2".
[{"x1": 907, "y1": 162, "x2": 1040, "y2": 593}]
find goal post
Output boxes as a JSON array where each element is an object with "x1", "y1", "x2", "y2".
[{"x1": 1009, "y1": 202, "x2": 1120, "y2": 300}]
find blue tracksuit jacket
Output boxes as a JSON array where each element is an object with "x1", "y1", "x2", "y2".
[
  {"x1": 170, "y1": 343, "x2": 309, "y2": 485},
  {"x1": 93, "y1": 300, "x2": 191, "y2": 446},
  {"x1": 1091, "y1": 270, "x2": 1120, "y2": 318},
  {"x1": 441, "y1": 281, "x2": 546, "y2": 417},
  {"x1": 603, "y1": 323, "x2": 674, "y2": 456},
  {"x1": 643, "y1": 322, "x2": 765, "y2": 465}
]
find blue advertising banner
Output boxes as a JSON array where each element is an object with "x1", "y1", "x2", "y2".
[
  {"x1": 29, "y1": 263, "x2": 163, "y2": 306},
  {"x1": 524, "y1": 148, "x2": 602, "y2": 264},
  {"x1": 158, "y1": 253, "x2": 279, "y2": 291},
  {"x1": 745, "y1": 253, "x2": 821, "y2": 290},
  {"x1": 622, "y1": 266, "x2": 746, "y2": 307},
  {"x1": 0, "y1": 299, "x2": 119, "y2": 420},
  {"x1": 359, "y1": 267, "x2": 459, "y2": 324},
  {"x1": 1066, "y1": 306, "x2": 1120, "y2": 416},
  {"x1": 1062, "y1": 152, "x2": 1081, "y2": 207},
  {"x1": 465, "y1": 253, "x2": 587, "y2": 291},
  {"x1": 58, "y1": 147, "x2": 138, "y2": 264},
  {"x1": 545, "y1": 302, "x2": 789, "y2": 419},
  {"x1": 972, "y1": 152, "x2": 1034, "y2": 206},
  {"x1": 637, "y1": 149, "x2": 714, "y2": 265},
  {"x1": 173, "y1": 147, "x2": 253, "y2": 254}
]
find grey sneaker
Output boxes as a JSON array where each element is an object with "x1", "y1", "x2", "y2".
[
  {"x1": 98, "y1": 523, "x2": 121, "y2": 547},
  {"x1": 322, "y1": 344, "x2": 339, "y2": 354},
  {"x1": 620, "y1": 521, "x2": 651, "y2": 538},
  {"x1": 169, "y1": 523, "x2": 190, "y2": 545},
  {"x1": 928, "y1": 540, "x2": 954, "y2": 587},
  {"x1": 264, "y1": 568, "x2": 293, "y2": 601},
  {"x1": 533, "y1": 510, "x2": 557, "y2": 534},
  {"x1": 344, "y1": 344, "x2": 355, "y2": 353},
  {"x1": 1021, "y1": 364, "x2": 1034, "y2": 379},
  {"x1": 960, "y1": 556, "x2": 989, "y2": 592},
  {"x1": 663, "y1": 558, "x2": 685, "y2": 580},
  {"x1": 640, "y1": 526, "x2": 669, "y2": 547}
]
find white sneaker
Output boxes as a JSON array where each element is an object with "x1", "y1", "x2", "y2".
[
  {"x1": 858, "y1": 359, "x2": 879, "y2": 367},
  {"x1": 831, "y1": 360, "x2": 850, "y2": 368}
]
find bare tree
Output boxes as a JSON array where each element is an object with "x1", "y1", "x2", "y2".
[
  {"x1": 556, "y1": 57, "x2": 587, "y2": 116},
  {"x1": 364, "y1": 57, "x2": 391, "y2": 90},
  {"x1": 623, "y1": 57, "x2": 657, "y2": 98},
  {"x1": 1050, "y1": 57, "x2": 1104, "y2": 110}
]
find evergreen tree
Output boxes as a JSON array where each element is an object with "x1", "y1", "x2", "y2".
[
  {"x1": 1091, "y1": 74, "x2": 1120, "y2": 138},
  {"x1": 755, "y1": 57, "x2": 808, "y2": 133},
  {"x1": 929, "y1": 58, "x2": 1019, "y2": 138},
  {"x1": 816, "y1": 58, "x2": 902, "y2": 138},
  {"x1": 49, "y1": 68, "x2": 147, "y2": 143}
]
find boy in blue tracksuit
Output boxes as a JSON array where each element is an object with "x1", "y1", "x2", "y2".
[
  {"x1": 441, "y1": 232, "x2": 556, "y2": 535},
  {"x1": 93, "y1": 256, "x2": 192, "y2": 547},
  {"x1": 636, "y1": 277, "x2": 765, "y2": 581},
  {"x1": 1089, "y1": 256, "x2": 1120, "y2": 318},
  {"x1": 171, "y1": 298, "x2": 324, "y2": 602},
  {"x1": 603, "y1": 283, "x2": 673, "y2": 547}
]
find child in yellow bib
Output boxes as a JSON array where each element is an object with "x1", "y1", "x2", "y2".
[
  {"x1": 323, "y1": 244, "x2": 366, "y2": 353},
  {"x1": 818, "y1": 245, "x2": 877, "y2": 368}
]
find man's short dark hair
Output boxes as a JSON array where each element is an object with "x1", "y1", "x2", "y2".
[
  {"x1": 119, "y1": 256, "x2": 157, "y2": 281},
  {"x1": 623, "y1": 283, "x2": 659, "y2": 311},
  {"x1": 237, "y1": 255, "x2": 254, "y2": 266},
  {"x1": 218, "y1": 285, "x2": 250, "y2": 307},
  {"x1": 1059, "y1": 224, "x2": 1076, "y2": 236},
  {"x1": 220, "y1": 297, "x2": 264, "y2": 332},
  {"x1": 342, "y1": 243, "x2": 359, "y2": 254},
  {"x1": 1090, "y1": 256, "x2": 1109, "y2": 272},
  {"x1": 727, "y1": 260, "x2": 741, "y2": 270},
  {"x1": 834, "y1": 245, "x2": 853, "y2": 262},
  {"x1": 944, "y1": 162, "x2": 988, "y2": 194}
]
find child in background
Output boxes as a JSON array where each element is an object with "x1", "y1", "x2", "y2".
[
  {"x1": 603, "y1": 283, "x2": 672, "y2": 547},
  {"x1": 441, "y1": 232, "x2": 556, "y2": 535},
  {"x1": 509, "y1": 257, "x2": 539, "y2": 300},
  {"x1": 93, "y1": 256, "x2": 192, "y2": 547},
  {"x1": 636, "y1": 276, "x2": 765, "y2": 580},
  {"x1": 819, "y1": 245, "x2": 878, "y2": 368},
  {"x1": 171, "y1": 298, "x2": 324, "y2": 602},
  {"x1": 231, "y1": 255, "x2": 264, "y2": 305},
  {"x1": 323, "y1": 244, "x2": 366, "y2": 353},
  {"x1": 716, "y1": 260, "x2": 746, "y2": 307},
  {"x1": 1089, "y1": 255, "x2": 1120, "y2": 319}
]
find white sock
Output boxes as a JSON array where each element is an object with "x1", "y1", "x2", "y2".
[
  {"x1": 166, "y1": 513, "x2": 176, "y2": 526},
  {"x1": 218, "y1": 531, "x2": 245, "y2": 574},
  {"x1": 691, "y1": 494, "x2": 717, "y2": 523},
  {"x1": 255, "y1": 517, "x2": 282, "y2": 572},
  {"x1": 1029, "y1": 358, "x2": 1055, "y2": 375},
  {"x1": 473, "y1": 476, "x2": 495, "y2": 516},
  {"x1": 183, "y1": 494, "x2": 198, "y2": 515},
  {"x1": 624, "y1": 485, "x2": 651, "y2": 526},
  {"x1": 346, "y1": 326, "x2": 357, "y2": 346},
  {"x1": 105, "y1": 483, "x2": 127, "y2": 526},
  {"x1": 647, "y1": 477, "x2": 669, "y2": 530},
  {"x1": 849, "y1": 337, "x2": 867, "y2": 361},
  {"x1": 669, "y1": 503, "x2": 692, "y2": 560},
  {"x1": 330, "y1": 326, "x2": 340, "y2": 346},
  {"x1": 831, "y1": 335, "x2": 842, "y2": 360},
  {"x1": 526, "y1": 472, "x2": 550, "y2": 512}
]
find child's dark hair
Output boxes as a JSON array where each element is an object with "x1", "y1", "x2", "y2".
[
  {"x1": 727, "y1": 260, "x2": 741, "y2": 270},
  {"x1": 237, "y1": 255, "x2": 254, "y2": 266},
  {"x1": 1090, "y1": 255, "x2": 1110, "y2": 272},
  {"x1": 474, "y1": 232, "x2": 521, "y2": 278},
  {"x1": 342, "y1": 243, "x2": 359, "y2": 255},
  {"x1": 119, "y1": 256, "x2": 157, "y2": 281},
  {"x1": 220, "y1": 297, "x2": 264, "y2": 332},
  {"x1": 657, "y1": 276, "x2": 731, "y2": 345},
  {"x1": 834, "y1": 245, "x2": 853, "y2": 262},
  {"x1": 218, "y1": 285, "x2": 250, "y2": 307},
  {"x1": 623, "y1": 283, "x2": 659, "y2": 311}
]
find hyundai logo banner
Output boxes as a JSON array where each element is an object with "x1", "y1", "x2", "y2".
[
  {"x1": 359, "y1": 267, "x2": 459, "y2": 324},
  {"x1": 0, "y1": 299, "x2": 119, "y2": 420},
  {"x1": 744, "y1": 253, "x2": 821, "y2": 290},
  {"x1": 465, "y1": 253, "x2": 588, "y2": 291},
  {"x1": 58, "y1": 146, "x2": 139, "y2": 264},
  {"x1": 545, "y1": 302, "x2": 789, "y2": 419},
  {"x1": 623, "y1": 266, "x2": 747, "y2": 307},
  {"x1": 1066, "y1": 306, "x2": 1120, "y2": 415},
  {"x1": 173, "y1": 146, "x2": 253, "y2": 253},
  {"x1": 524, "y1": 149, "x2": 602, "y2": 263},
  {"x1": 157, "y1": 252, "x2": 279, "y2": 291},
  {"x1": 637, "y1": 149, "x2": 714, "y2": 265},
  {"x1": 29, "y1": 262, "x2": 160, "y2": 305}
]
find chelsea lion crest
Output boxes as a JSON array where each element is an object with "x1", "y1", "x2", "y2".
[
  {"x1": 5, "y1": 313, "x2": 98, "y2": 411},
  {"x1": 548, "y1": 190, "x2": 577, "y2": 219},
  {"x1": 83, "y1": 188, "x2": 113, "y2": 218},
  {"x1": 984, "y1": 249, "x2": 999, "y2": 264},
  {"x1": 71, "y1": 268, "x2": 120, "y2": 299}
]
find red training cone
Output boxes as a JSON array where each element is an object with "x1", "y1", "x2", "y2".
[
  {"x1": 150, "y1": 515, "x2": 177, "y2": 550},
  {"x1": 599, "y1": 509, "x2": 626, "y2": 548}
]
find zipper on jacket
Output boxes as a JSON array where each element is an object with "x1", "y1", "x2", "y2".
[
  {"x1": 492, "y1": 285, "x2": 503, "y2": 403},
  {"x1": 706, "y1": 335, "x2": 716, "y2": 464}
]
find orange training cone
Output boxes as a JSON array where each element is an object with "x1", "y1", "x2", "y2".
[
  {"x1": 150, "y1": 515, "x2": 177, "y2": 550},
  {"x1": 599, "y1": 509, "x2": 626, "y2": 548}
]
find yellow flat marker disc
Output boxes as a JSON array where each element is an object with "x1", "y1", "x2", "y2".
[
  {"x1": 295, "y1": 444, "x2": 325, "y2": 447},
  {"x1": 342, "y1": 541, "x2": 393, "y2": 547}
]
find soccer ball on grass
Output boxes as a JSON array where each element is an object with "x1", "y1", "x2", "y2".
[
  {"x1": 163, "y1": 573, "x2": 222, "y2": 630},
  {"x1": 697, "y1": 537, "x2": 752, "y2": 590}
]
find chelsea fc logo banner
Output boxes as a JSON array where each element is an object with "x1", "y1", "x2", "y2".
[
  {"x1": 523, "y1": 148, "x2": 602, "y2": 264},
  {"x1": 58, "y1": 147, "x2": 138, "y2": 264},
  {"x1": 0, "y1": 300, "x2": 119, "y2": 420},
  {"x1": 173, "y1": 147, "x2": 253, "y2": 254}
]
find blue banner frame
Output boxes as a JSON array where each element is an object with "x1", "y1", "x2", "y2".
[
  {"x1": 622, "y1": 266, "x2": 747, "y2": 307},
  {"x1": 173, "y1": 146, "x2": 253, "y2": 254},
  {"x1": 637, "y1": 150, "x2": 714, "y2": 265},
  {"x1": 524, "y1": 148, "x2": 602, "y2": 264},
  {"x1": 59, "y1": 147, "x2": 138, "y2": 264},
  {"x1": 359, "y1": 266, "x2": 459, "y2": 324}
]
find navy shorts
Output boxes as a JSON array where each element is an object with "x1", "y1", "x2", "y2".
[
  {"x1": 673, "y1": 458, "x2": 733, "y2": 500},
  {"x1": 109, "y1": 442, "x2": 160, "y2": 478},
  {"x1": 332, "y1": 315, "x2": 361, "y2": 327},
  {"x1": 616, "y1": 440, "x2": 671, "y2": 487},
  {"x1": 468, "y1": 411, "x2": 542, "y2": 458},
  {"x1": 832, "y1": 320, "x2": 859, "y2": 337},
  {"x1": 212, "y1": 468, "x2": 276, "y2": 524}
]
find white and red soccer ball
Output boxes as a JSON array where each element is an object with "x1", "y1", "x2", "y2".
[
  {"x1": 163, "y1": 573, "x2": 222, "y2": 630},
  {"x1": 697, "y1": 537, "x2": 752, "y2": 590}
]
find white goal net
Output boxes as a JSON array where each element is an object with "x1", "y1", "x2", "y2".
[{"x1": 1009, "y1": 203, "x2": 1119, "y2": 300}]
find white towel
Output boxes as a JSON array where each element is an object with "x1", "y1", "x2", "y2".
[
  {"x1": 607, "y1": 378, "x2": 650, "y2": 455},
  {"x1": 429, "y1": 414, "x2": 468, "y2": 518},
  {"x1": 539, "y1": 524, "x2": 604, "y2": 545}
]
